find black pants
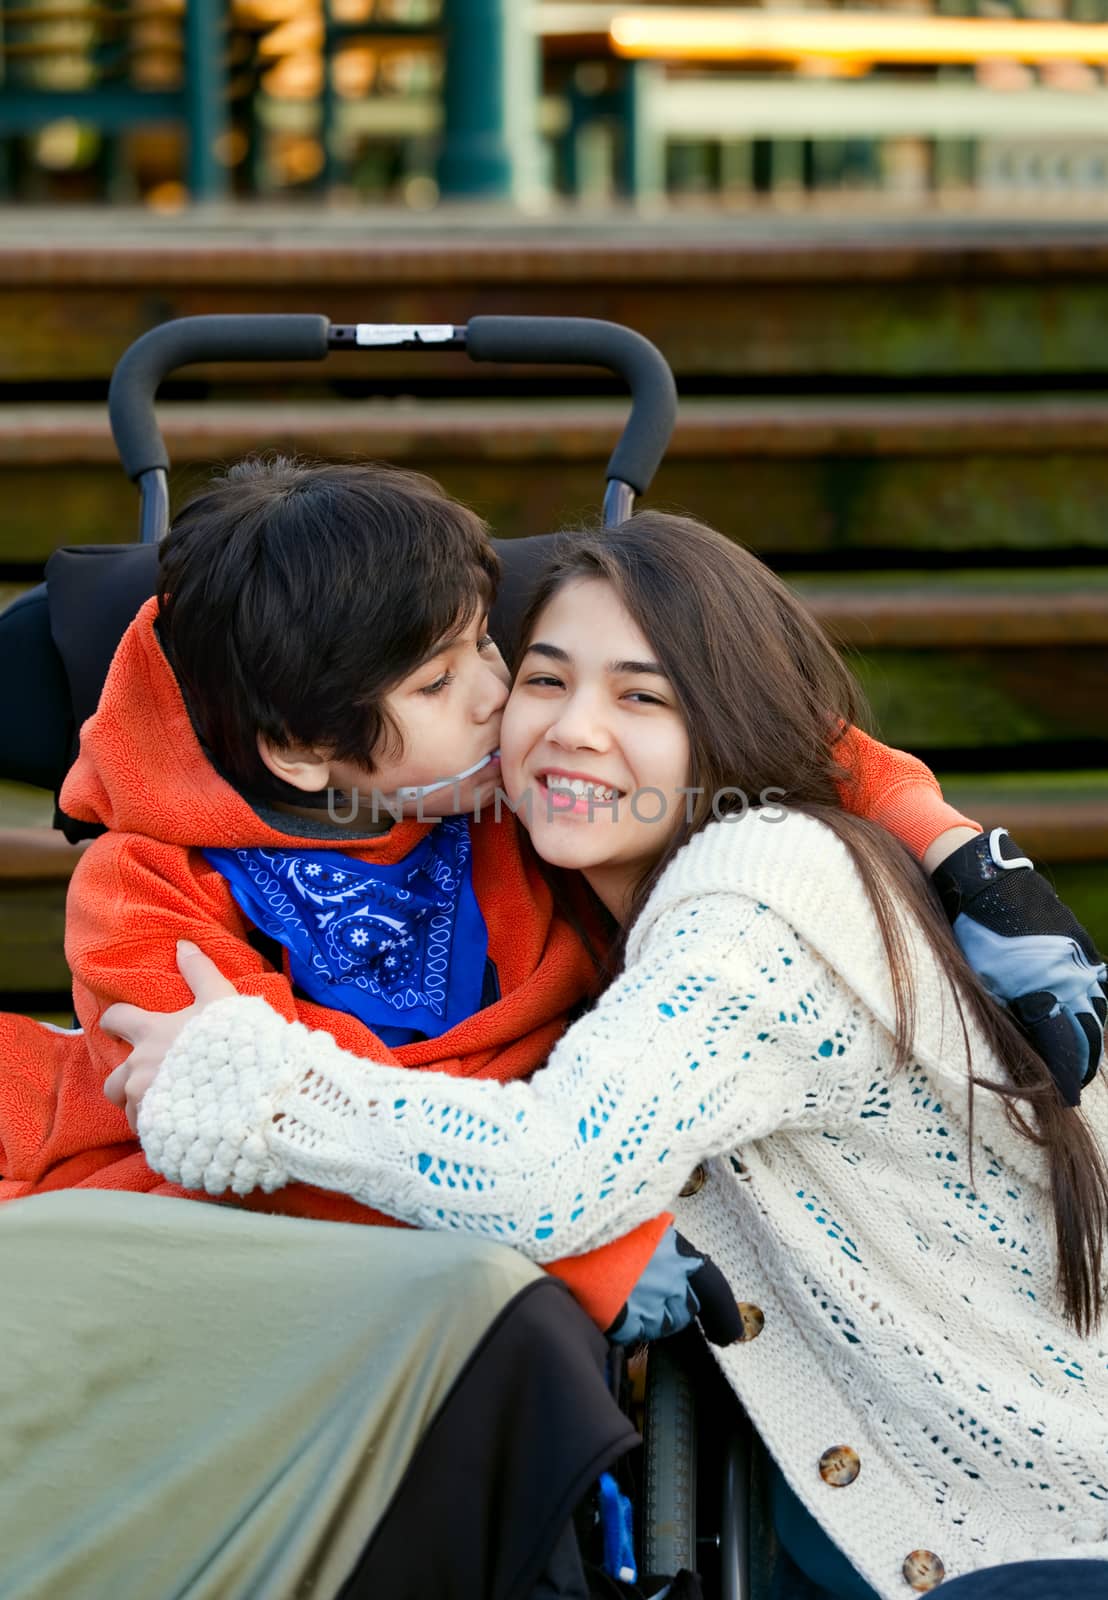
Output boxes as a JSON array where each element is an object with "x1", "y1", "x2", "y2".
[
  {"x1": 340, "y1": 1277, "x2": 639, "y2": 1600},
  {"x1": 772, "y1": 1553, "x2": 1108, "y2": 1600}
]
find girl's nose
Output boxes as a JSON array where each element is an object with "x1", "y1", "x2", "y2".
[{"x1": 548, "y1": 693, "x2": 609, "y2": 753}]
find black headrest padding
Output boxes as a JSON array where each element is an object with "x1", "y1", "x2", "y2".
[
  {"x1": 488, "y1": 534, "x2": 561, "y2": 664},
  {"x1": 0, "y1": 584, "x2": 73, "y2": 790},
  {"x1": 46, "y1": 543, "x2": 161, "y2": 734}
]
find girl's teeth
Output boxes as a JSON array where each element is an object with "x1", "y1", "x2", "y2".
[{"x1": 547, "y1": 777, "x2": 617, "y2": 802}]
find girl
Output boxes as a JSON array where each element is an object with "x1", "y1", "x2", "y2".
[{"x1": 120, "y1": 512, "x2": 1108, "y2": 1599}]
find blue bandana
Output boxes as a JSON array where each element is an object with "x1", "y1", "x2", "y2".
[{"x1": 203, "y1": 817, "x2": 488, "y2": 1047}]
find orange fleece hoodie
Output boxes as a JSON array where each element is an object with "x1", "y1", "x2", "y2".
[{"x1": 0, "y1": 600, "x2": 977, "y2": 1327}]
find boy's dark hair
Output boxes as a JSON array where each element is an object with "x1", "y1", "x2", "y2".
[{"x1": 157, "y1": 456, "x2": 499, "y2": 798}]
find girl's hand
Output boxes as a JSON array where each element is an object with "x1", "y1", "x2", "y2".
[{"x1": 102, "y1": 941, "x2": 237, "y2": 1132}]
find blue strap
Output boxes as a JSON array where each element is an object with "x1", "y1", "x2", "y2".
[{"x1": 598, "y1": 1470, "x2": 637, "y2": 1585}]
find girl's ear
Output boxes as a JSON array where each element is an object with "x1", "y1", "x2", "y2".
[{"x1": 256, "y1": 731, "x2": 333, "y2": 793}]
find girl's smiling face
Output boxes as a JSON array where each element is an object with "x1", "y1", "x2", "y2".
[{"x1": 500, "y1": 578, "x2": 691, "y2": 920}]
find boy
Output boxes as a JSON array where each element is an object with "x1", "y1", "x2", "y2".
[{"x1": 0, "y1": 457, "x2": 1064, "y2": 1330}]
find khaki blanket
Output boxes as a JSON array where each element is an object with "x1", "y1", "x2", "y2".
[{"x1": 0, "y1": 1191, "x2": 541, "y2": 1599}]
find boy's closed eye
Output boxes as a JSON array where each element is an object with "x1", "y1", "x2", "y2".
[
  {"x1": 421, "y1": 671, "x2": 455, "y2": 697},
  {"x1": 418, "y1": 621, "x2": 499, "y2": 696}
]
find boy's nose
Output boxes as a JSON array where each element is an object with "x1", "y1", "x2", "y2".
[{"x1": 477, "y1": 661, "x2": 510, "y2": 720}]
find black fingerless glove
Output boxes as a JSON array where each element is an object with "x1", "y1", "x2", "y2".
[
  {"x1": 931, "y1": 828, "x2": 1107, "y2": 1107},
  {"x1": 606, "y1": 1227, "x2": 745, "y2": 1347}
]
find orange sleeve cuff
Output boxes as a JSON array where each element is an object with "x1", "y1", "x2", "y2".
[
  {"x1": 865, "y1": 783, "x2": 981, "y2": 863},
  {"x1": 834, "y1": 726, "x2": 982, "y2": 862},
  {"x1": 543, "y1": 1212, "x2": 674, "y2": 1329}
]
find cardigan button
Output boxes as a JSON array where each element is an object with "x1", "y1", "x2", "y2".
[
  {"x1": 818, "y1": 1445, "x2": 860, "y2": 1486},
  {"x1": 679, "y1": 1165, "x2": 707, "y2": 1197},
  {"x1": 736, "y1": 1303, "x2": 765, "y2": 1342},
  {"x1": 902, "y1": 1551, "x2": 945, "y2": 1591}
]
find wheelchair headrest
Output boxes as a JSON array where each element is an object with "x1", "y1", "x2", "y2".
[
  {"x1": 0, "y1": 584, "x2": 73, "y2": 792},
  {"x1": 0, "y1": 531, "x2": 563, "y2": 806},
  {"x1": 46, "y1": 543, "x2": 164, "y2": 735}
]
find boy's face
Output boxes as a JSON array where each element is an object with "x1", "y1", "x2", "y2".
[{"x1": 328, "y1": 610, "x2": 510, "y2": 819}]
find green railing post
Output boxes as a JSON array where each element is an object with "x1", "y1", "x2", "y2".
[
  {"x1": 183, "y1": 0, "x2": 230, "y2": 201},
  {"x1": 320, "y1": 0, "x2": 339, "y2": 191},
  {"x1": 436, "y1": 0, "x2": 541, "y2": 202},
  {"x1": 620, "y1": 59, "x2": 664, "y2": 204}
]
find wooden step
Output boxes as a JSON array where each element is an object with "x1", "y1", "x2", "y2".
[
  {"x1": 14, "y1": 394, "x2": 1108, "y2": 462},
  {"x1": 941, "y1": 774, "x2": 1108, "y2": 864},
  {"x1": 0, "y1": 881, "x2": 70, "y2": 995},
  {"x1": 0, "y1": 827, "x2": 87, "y2": 881},
  {"x1": 0, "y1": 604, "x2": 1102, "y2": 756},
  {"x1": 793, "y1": 570, "x2": 1108, "y2": 649},
  {"x1": 850, "y1": 644, "x2": 1107, "y2": 754},
  {"x1": 943, "y1": 775, "x2": 1108, "y2": 951},
  {"x1": 6, "y1": 397, "x2": 1108, "y2": 557},
  {"x1": 4, "y1": 217, "x2": 1108, "y2": 382},
  {"x1": 6, "y1": 565, "x2": 1105, "y2": 649},
  {"x1": 797, "y1": 570, "x2": 1108, "y2": 756}
]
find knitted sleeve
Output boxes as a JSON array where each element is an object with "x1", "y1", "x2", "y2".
[
  {"x1": 835, "y1": 726, "x2": 981, "y2": 861},
  {"x1": 138, "y1": 893, "x2": 865, "y2": 1262}
]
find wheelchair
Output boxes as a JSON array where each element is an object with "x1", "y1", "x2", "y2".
[{"x1": 0, "y1": 313, "x2": 757, "y2": 1600}]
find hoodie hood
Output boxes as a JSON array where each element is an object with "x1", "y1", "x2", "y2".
[{"x1": 60, "y1": 597, "x2": 431, "y2": 858}]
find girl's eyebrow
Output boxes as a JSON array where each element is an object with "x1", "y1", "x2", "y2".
[
  {"x1": 610, "y1": 658, "x2": 665, "y2": 677},
  {"x1": 524, "y1": 641, "x2": 665, "y2": 676}
]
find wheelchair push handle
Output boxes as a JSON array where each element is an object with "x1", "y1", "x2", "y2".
[
  {"x1": 465, "y1": 316, "x2": 678, "y2": 511},
  {"x1": 109, "y1": 311, "x2": 676, "y2": 541},
  {"x1": 109, "y1": 314, "x2": 332, "y2": 483}
]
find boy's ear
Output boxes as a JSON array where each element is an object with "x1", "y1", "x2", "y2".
[{"x1": 256, "y1": 732, "x2": 333, "y2": 793}]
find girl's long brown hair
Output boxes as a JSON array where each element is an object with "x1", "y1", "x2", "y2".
[{"x1": 517, "y1": 510, "x2": 1108, "y2": 1334}]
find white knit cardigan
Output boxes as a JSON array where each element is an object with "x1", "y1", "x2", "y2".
[{"x1": 139, "y1": 810, "x2": 1108, "y2": 1597}]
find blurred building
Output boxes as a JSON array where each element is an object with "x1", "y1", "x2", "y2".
[{"x1": 2, "y1": 0, "x2": 1108, "y2": 212}]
